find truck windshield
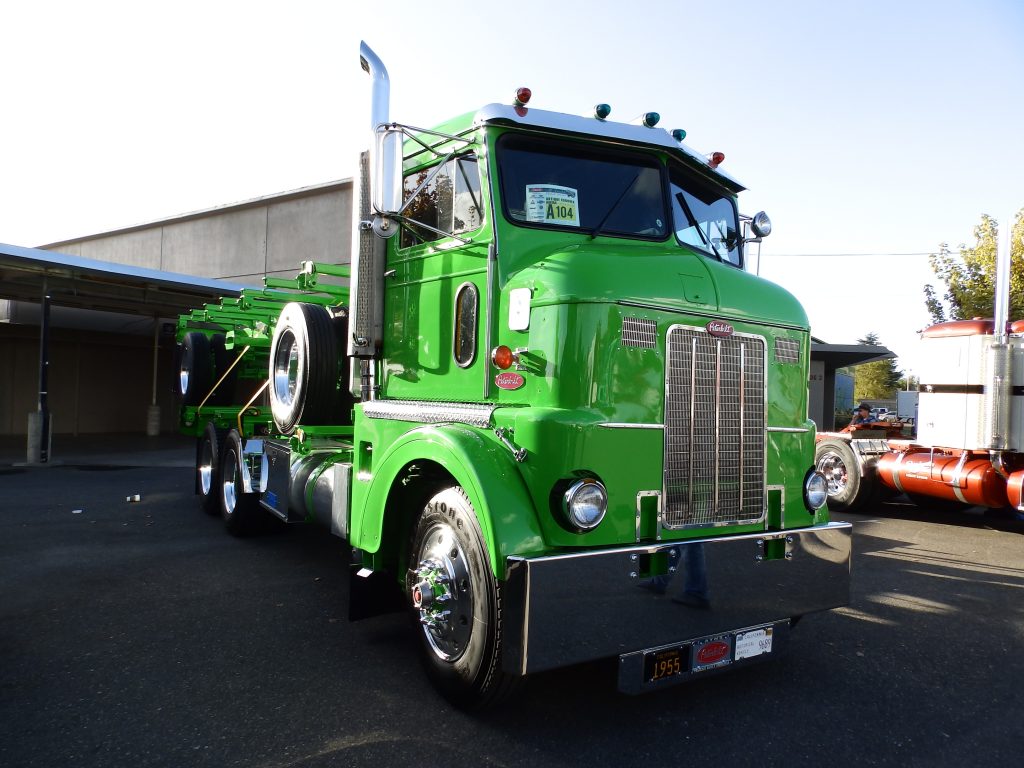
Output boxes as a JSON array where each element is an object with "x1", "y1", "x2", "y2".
[
  {"x1": 669, "y1": 165, "x2": 742, "y2": 267},
  {"x1": 497, "y1": 134, "x2": 668, "y2": 240}
]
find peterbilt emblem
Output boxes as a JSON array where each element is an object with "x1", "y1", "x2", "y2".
[
  {"x1": 495, "y1": 372, "x2": 525, "y2": 391},
  {"x1": 696, "y1": 641, "x2": 731, "y2": 665},
  {"x1": 706, "y1": 320, "x2": 734, "y2": 337}
]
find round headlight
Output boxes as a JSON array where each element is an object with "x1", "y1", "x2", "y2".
[
  {"x1": 562, "y1": 478, "x2": 608, "y2": 531},
  {"x1": 751, "y1": 210, "x2": 772, "y2": 238},
  {"x1": 804, "y1": 470, "x2": 828, "y2": 511}
]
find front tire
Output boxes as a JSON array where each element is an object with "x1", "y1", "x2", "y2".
[
  {"x1": 407, "y1": 487, "x2": 518, "y2": 709},
  {"x1": 815, "y1": 438, "x2": 877, "y2": 512}
]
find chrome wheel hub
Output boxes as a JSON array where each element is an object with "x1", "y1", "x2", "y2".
[
  {"x1": 272, "y1": 331, "x2": 299, "y2": 408},
  {"x1": 199, "y1": 439, "x2": 214, "y2": 495},
  {"x1": 179, "y1": 346, "x2": 193, "y2": 394},
  {"x1": 816, "y1": 452, "x2": 848, "y2": 496},
  {"x1": 410, "y1": 523, "x2": 472, "y2": 661},
  {"x1": 222, "y1": 449, "x2": 238, "y2": 514}
]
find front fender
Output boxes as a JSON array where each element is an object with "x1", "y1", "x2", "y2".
[{"x1": 349, "y1": 422, "x2": 547, "y2": 579}]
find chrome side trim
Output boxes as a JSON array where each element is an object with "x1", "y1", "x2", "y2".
[
  {"x1": 767, "y1": 483, "x2": 786, "y2": 528},
  {"x1": 889, "y1": 451, "x2": 906, "y2": 494},
  {"x1": 767, "y1": 426, "x2": 810, "y2": 434},
  {"x1": 600, "y1": 423, "x2": 665, "y2": 429},
  {"x1": 950, "y1": 450, "x2": 970, "y2": 504},
  {"x1": 361, "y1": 399, "x2": 496, "y2": 428},
  {"x1": 635, "y1": 490, "x2": 662, "y2": 542},
  {"x1": 502, "y1": 522, "x2": 852, "y2": 676}
]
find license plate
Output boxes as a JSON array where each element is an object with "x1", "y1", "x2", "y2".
[
  {"x1": 643, "y1": 645, "x2": 687, "y2": 683},
  {"x1": 735, "y1": 627, "x2": 774, "y2": 660},
  {"x1": 628, "y1": 623, "x2": 781, "y2": 693}
]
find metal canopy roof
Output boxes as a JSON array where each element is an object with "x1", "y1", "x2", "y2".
[
  {"x1": 810, "y1": 342, "x2": 895, "y2": 369},
  {"x1": 0, "y1": 242, "x2": 245, "y2": 317}
]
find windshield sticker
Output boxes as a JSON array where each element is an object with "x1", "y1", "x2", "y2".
[{"x1": 525, "y1": 184, "x2": 580, "y2": 226}]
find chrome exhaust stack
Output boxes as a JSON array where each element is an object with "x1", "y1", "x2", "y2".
[
  {"x1": 360, "y1": 41, "x2": 390, "y2": 136},
  {"x1": 347, "y1": 41, "x2": 391, "y2": 377},
  {"x1": 985, "y1": 216, "x2": 1015, "y2": 451}
]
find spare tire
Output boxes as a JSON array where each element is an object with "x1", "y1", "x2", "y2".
[
  {"x1": 269, "y1": 303, "x2": 340, "y2": 433},
  {"x1": 177, "y1": 332, "x2": 213, "y2": 406}
]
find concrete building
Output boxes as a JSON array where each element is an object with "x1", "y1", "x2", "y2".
[{"x1": 0, "y1": 180, "x2": 353, "y2": 438}]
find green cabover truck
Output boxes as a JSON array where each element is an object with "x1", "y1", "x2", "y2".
[{"x1": 174, "y1": 41, "x2": 851, "y2": 708}]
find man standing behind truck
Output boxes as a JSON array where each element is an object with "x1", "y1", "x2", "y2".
[{"x1": 849, "y1": 403, "x2": 876, "y2": 426}]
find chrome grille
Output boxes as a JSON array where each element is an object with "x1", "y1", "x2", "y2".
[
  {"x1": 622, "y1": 317, "x2": 657, "y2": 349},
  {"x1": 663, "y1": 326, "x2": 766, "y2": 528}
]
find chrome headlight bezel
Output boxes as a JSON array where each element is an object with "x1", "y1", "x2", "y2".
[
  {"x1": 561, "y1": 478, "x2": 608, "y2": 532},
  {"x1": 804, "y1": 470, "x2": 829, "y2": 511}
]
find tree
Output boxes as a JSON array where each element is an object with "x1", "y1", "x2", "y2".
[
  {"x1": 853, "y1": 332, "x2": 902, "y2": 400},
  {"x1": 896, "y1": 374, "x2": 919, "y2": 392},
  {"x1": 923, "y1": 209, "x2": 1024, "y2": 324}
]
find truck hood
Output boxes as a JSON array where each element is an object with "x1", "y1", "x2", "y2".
[{"x1": 506, "y1": 243, "x2": 809, "y2": 329}]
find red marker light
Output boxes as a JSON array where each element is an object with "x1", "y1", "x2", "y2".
[
  {"x1": 514, "y1": 87, "x2": 532, "y2": 106},
  {"x1": 709, "y1": 151, "x2": 725, "y2": 169},
  {"x1": 491, "y1": 345, "x2": 515, "y2": 370}
]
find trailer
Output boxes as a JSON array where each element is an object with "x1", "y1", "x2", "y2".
[
  {"x1": 896, "y1": 390, "x2": 919, "y2": 422},
  {"x1": 174, "y1": 41, "x2": 851, "y2": 707}
]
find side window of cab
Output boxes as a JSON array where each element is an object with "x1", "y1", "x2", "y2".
[{"x1": 400, "y1": 154, "x2": 482, "y2": 249}]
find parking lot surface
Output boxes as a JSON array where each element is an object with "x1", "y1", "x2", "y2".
[{"x1": 1, "y1": 446, "x2": 1021, "y2": 767}]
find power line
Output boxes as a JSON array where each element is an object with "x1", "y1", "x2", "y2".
[{"x1": 763, "y1": 251, "x2": 935, "y2": 258}]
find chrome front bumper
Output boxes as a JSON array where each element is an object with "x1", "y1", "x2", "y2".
[{"x1": 502, "y1": 522, "x2": 851, "y2": 678}]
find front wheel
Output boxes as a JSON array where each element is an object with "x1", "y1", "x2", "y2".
[
  {"x1": 815, "y1": 438, "x2": 877, "y2": 512},
  {"x1": 407, "y1": 487, "x2": 519, "y2": 709}
]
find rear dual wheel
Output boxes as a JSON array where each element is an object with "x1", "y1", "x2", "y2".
[
  {"x1": 219, "y1": 429, "x2": 261, "y2": 536},
  {"x1": 196, "y1": 422, "x2": 225, "y2": 516}
]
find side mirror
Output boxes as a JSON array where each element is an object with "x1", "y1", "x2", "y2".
[{"x1": 370, "y1": 124, "x2": 404, "y2": 237}]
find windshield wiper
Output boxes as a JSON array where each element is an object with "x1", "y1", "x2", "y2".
[
  {"x1": 674, "y1": 191, "x2": 711, "y2": 249},
  {"x1": 590, "y1": 172, "x2": 640, "y2": 239}
]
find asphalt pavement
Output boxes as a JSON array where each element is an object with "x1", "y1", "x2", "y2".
[{"x1": 1, "y1": 440, "x2": 1022, "y2": 767}]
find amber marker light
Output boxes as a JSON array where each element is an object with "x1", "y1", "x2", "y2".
[{"x1": 491, "y1": 345, "x2": 515, "y2": 370}]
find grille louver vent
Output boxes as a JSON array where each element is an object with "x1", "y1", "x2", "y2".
[
  {"x1": 663, "y1": 326, "x2": 766, "y2": 528},
  {"x1": 622, "y1": 317, "x2": 657, "y2": 349},
  {"x1": 775, "y1": 337, "x2": 800, "y2": 364}
]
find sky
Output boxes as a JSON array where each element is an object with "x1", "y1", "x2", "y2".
[{"x1": 3, "y1": 0, "x2": 1022, "y2": 377}]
